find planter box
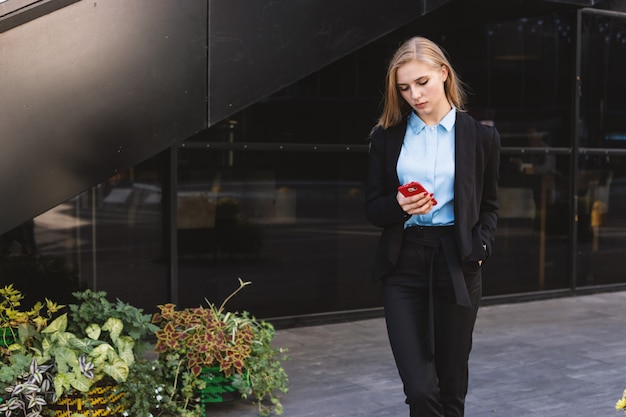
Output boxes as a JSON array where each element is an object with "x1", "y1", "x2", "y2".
[
  {"x1": 48, "y1": 385, "x2": 124, "y2": 417},
  {"x1": 199, "y1": 367, "x2": 242, "y2": 404}
]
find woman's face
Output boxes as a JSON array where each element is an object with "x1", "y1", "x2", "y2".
[{"x1": 396, "y1": 59, "x2": 450, "y2": 124}]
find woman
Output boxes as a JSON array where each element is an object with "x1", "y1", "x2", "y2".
[{"x1": 365, "y1": 36, "x2": 500, "y2": 417}]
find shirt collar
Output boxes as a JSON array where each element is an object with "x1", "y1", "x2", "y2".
[
  {"x1": 440, "y1": 108, "x2": 456, "y2": 132},
  {"x1": 408, "y1": 107, "x2": 456, "y2": 134}
]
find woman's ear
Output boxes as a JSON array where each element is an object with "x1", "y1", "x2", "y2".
[{"x1": 441, "y1": 65, "x2": 449, "y2": 82}]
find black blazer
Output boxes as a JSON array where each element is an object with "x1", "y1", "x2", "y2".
[{"x1": 365, "y1": 111, "x2": 501, "y2": 281}]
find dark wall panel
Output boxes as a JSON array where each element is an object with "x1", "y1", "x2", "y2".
[
  {"x1": 208, "y1": 0, "x2": 450, "y2": 125},
  {"x1": 0, "y1": 0, "x2": 207, "y2": 234}
]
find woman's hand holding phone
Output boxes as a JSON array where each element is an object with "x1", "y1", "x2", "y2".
[{"x1": 397, "y1": 182, "x2": 437, "y2": 215}]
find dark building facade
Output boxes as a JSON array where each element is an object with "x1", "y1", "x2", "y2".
[{"x1": 2, "y1": 0, "x2": 626, "y2": 324}]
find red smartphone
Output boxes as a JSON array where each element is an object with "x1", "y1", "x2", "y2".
[
  {"x1": 398, "y1": 181, "x2": 427, "y2": 197},
  {"x1": 397, "y1": 182, "x2": 438, "y2": 205}
]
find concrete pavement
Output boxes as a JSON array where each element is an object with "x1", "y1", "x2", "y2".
[{"x1": 207, "y1": 291, "x2": 626, "y2": 417}]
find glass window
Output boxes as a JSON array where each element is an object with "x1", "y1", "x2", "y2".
[
  {"x1": 576, "y1": 10, "x2": 626, "y2": 287},
  {"x1": 182, "y1": 11, "x2": 583, "y2": 314},
  {"x1": 485, "y1": 152, "x2": 571, "y2": 295},
  {"x1": 576, "y1": 154, "x2": 626, "y2": 286},
  {"x1": 579, "y1": 12, "x2": 626, "y2": 149},
  {"x1": 176, "y1": 148, "x2": 383, "y2": 317},
  {"x1": 0, "y1": 155, "x2": 169, "y2": 313},
  {"x1": 463, "y1": 14, "x2": 575, "y2": 148}
]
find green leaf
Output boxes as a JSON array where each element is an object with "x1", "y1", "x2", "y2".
[
  {"x1": 53, "y1": 331, "x2": 79, "y2": 348},
  {"x1": 16, "y1": 323, "x2": 36, "y2": 343},
  {"x1": 68, "y1": 372, "x2": 93, "y2": 392},
  {"x1": 41, "y1": 337, "x2": 51, "y2": 353},
  {"x1": 6, "y1": 343, "x2": 21, "y2": 352},
  {"x1": 103, "y1": 357, "x2": 129, "y2": 382},
  {"x1": 89, "y1": 343, "x2": 115, "y2": 369},
  {"x1": 85, "y1": 323, "x2": 101, "y2": 340},
  {"x1": 53, "y1": 346, "x2": 79, "y2": 373},
  {"x1": 42, "y1": 313, "x2": 68, "y2": 334},
  {"x1": 68, "y1": 336, "x2": 97, "y2": 352},
  {"x1": 102, "y1": 317, "x2": 123, "y2": 343},
  {"x1": 54, "y1": 373, "x2": 70, "y2": 399},
  {"x1": 116, "y1": 336, "x2": 135, "y2": 366}
]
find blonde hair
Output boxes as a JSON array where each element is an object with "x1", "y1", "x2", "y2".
[{"x1": 376, "y1": 37, "x2": 466, "y2": 129}]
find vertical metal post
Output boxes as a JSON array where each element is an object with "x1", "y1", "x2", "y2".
[
  {"x1": 228, "y1": 120, "x2": 237, "y2": 167},
  {"x1": 570, "y1": 9, "x2": 583, "y2": 292},
  {"x1": 91, "y1": 187, "x2": 97, "y2": 290},
  {"x1": 75, "y1": 192, "x2": 82, "y2": 287},
  {"x1": 169, "y1": 146, "x2": 179, "y2": 304}
]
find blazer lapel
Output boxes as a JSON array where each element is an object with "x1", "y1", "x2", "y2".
[
  {"x1": 387, "y1": 118, "x2": 408, "y2": 187},
  {"x1": 385, "y1": 118, "x2": 408, "y2": 262},
  {"x1": 454, "y1": 112, "x2": 476, "y2": 229}
]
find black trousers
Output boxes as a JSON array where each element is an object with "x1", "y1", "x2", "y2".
[{"x1": 383, "y1": 226, "x2": 481, "y2": 417}]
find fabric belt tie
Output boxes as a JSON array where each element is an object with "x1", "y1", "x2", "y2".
[{"x1": 405, "y1": 226, "x2": 473, "y2": 360}]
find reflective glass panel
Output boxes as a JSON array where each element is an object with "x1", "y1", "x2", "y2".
[
  {"x1": 576, "y1": 155, "x2": 626, "y2": 286},
  {"x1": 579, "y1": 13, "x2": 626, "y2": 149},
  {"x1": 576, "y1": 11, "x2": 626, "y2": 286},
  {"x1": 176, "y1": 148, "x2": 383, "y2": 317},
  {"x1": 484, "y1": 153, "x2": 571, "y2": 295},
  {"x1": 0, "y1": 157, "x2": 168, "y2": 312}
]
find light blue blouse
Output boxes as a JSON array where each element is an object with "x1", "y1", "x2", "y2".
[{"x1": 397, "y1": 108, "x2": 456, "y2": 227}]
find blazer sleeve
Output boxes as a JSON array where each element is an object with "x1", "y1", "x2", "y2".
[
  {"x1": 365, "y1": 127, "x2": 408, "y2": 228},
  {"x1": 478, "y1": 125, "x2": 501, "y2": 258}
]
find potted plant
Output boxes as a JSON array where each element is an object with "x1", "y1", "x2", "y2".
[
  {"x1": 0, "y1": 284, "x2": 64, "y2": 417},
  {"x1": 0, "y1": 357, "x2": 56, "y2": 417},
  {"x1": 62, "y1": 289, "x2": 172, "y2": 417},
  {"x1": 151, "y1": 278, "x2": 289, "y2": 417},
  {"x1": 0, "y1": 284, "x2": 63, "y2": 348},
  {"x1": 36, "y1": 312, "x2": 133, "y2": 396},
  {"x1": 0, "y1": 288, "x2": 159, "y2": 417},
  {"x1": 38, "y1": 289, "x2": 160, "y2": 417}
]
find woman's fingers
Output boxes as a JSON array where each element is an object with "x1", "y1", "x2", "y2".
[{"x1": 398, "y1": 191, "x2": 434, "y2": 215}]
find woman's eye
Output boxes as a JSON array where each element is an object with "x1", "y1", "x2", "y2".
[
  {"x1": 418, "y1": 80, "x2": 428, "y2": 86},
  {"x1": 398, "y1": 86, "x2": 409, "y2": 91}
]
